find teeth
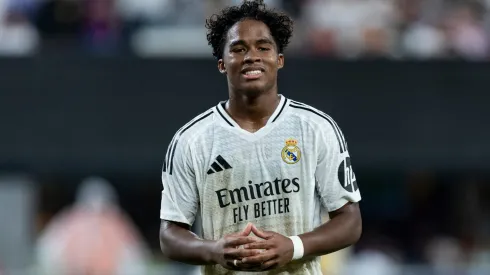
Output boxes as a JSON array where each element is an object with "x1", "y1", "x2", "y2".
[{"x1": 245, "y1": 70, "x2": 261, "y2": 75}]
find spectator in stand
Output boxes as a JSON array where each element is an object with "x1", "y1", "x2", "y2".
[
  {"x1": 0, "y1": 0, "x2": 39, "y2": 55},
  {"x1": 441, "y1": 2, "x2": 488, "y2": 60},
  {"x1": 35, "y1": 177, "x2": 150, "y2": 275}
]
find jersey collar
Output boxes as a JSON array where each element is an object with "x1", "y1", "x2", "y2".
[{"x1": 215, "y1": 95, "x2": 289, "y2": 128}]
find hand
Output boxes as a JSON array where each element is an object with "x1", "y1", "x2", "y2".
[
  {"x1": 211, "y1": 223, "x2": 265, "y2": 271},
  {"x1": 240, "y1": 224, "x2": 295, "y2": 271}
]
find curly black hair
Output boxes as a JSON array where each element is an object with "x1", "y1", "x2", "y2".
[{"x1": 205, "y1": 0, "x2": 294, "y2": 60}]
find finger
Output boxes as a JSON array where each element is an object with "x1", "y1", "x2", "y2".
[
  {"x1": 248, "y1": 234, "x2": 265, "y2": 242},
  {"x1": 235, "y1": 260, "x2": 263, "y2": 270},
  {"x1": 225, "y1": 236, "x2": 259, "y2": 247},
  {"x1": 227, "y1": 223, "x2": 252, "y2": 238},
  {"x1": 260, "y1": 259, "x2": 279, "y2": 271},
  {"x1": 243, "y1": 240, "x2": 273, "y2": 250},
  {"x1": 239, "y1": 223, "x2": 253, "y2": 236},
  {"x1": 241, "y1": 251, "x2": 277, "y2": 265},
  {"x1": 224, "y1": 260, "x2": 242, "y2": 271},
  {"x1": 225, "y1": 248, "x2": 264, "y2": 259},
  {"x1": 251, "y1": 225, "x2": 273, "y2": 239},
  {"x1": 225, "y1": 259, "x2": 261, "y2": 271}
]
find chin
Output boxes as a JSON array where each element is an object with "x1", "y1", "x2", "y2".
[
  {"x1": 239, "y1": 83, "x2": 270, "y2": 96},
  {"x1": 243, "y1": 88, "x2": 264, "y2": 97}
]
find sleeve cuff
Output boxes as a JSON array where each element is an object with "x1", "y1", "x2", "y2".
[
  {"x1": 160, "y1": 212, "x2": 193, "y2": 226},
  {"x1": 324, "y1": 195, "x2": 361, "y2": 212}
]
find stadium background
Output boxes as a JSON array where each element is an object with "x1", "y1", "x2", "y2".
[{"x1": 0, "y1": 0, "x2": 489, "y2": 274}]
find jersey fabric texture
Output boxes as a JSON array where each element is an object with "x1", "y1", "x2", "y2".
[{"x1": 160, "y1": 95, "x2": 361, "y2": 275}]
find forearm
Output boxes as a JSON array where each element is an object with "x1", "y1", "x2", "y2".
[
  {"x1": 299, "y1": 203, "x2": 362, "y2": 258},
  {"x1": 160, "y1": 221, "x2": 216, "y2": 265}
]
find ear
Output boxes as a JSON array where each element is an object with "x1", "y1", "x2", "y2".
[
  {"x1": 218, "y1": 59, "x2": 226, "y2": 74},
  {"x1": 277, "y1": 54, "x2": 285, "y2": 69}
]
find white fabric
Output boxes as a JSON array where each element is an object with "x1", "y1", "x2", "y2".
[
  {"x1": 160, "y1": 95, "x2": 361, "y2": 275},
  {"x1": 289, "y1": 236, "x2": 304, "y2": 260}
]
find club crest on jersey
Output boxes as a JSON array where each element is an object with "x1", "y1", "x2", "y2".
[{"x1": 281, "y1": 138, "x2": 301, "y2": 164}]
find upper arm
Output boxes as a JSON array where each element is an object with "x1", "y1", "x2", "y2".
[
  {"x1": 328, "y1": 202, "x2": 362, "y2": 242},
  {"x1": 328, "y1": 202, "x2": 360, "y2": 219},
  {"x1": 161, "y1": 219, "x2": 191, "y2": 233},
  {"x1": 160, "y1": 219, "x2": 191, "y2": 243},
  {"x1": 314, "y1": 119, "x2": 361, "y2": 212},
  {"x1": 160, "y1": 133, "x2": 199, "y2": 226},
  {"x1": 159, "y1": 219, "x2": 192, "y2": 255}
]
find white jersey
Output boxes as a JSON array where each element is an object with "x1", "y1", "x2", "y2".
[{"x1": 160, "y1": 95, "x2": 361, "y2": 275}]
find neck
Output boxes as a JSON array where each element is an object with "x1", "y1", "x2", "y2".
[{"x1": 227, "y1": 88, "x2": 280, "y2": 123}]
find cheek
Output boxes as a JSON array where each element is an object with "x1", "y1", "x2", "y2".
[
  {"x1": 268, "y1": 60, "x2": 280, "y2": 70},
  {"x1": 225, "y1": 56, "x2": 241, "y2": 71},
  {"x1": 264, "y1": 55, "x2": 279, "y2": 66}
]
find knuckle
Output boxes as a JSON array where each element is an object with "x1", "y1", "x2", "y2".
[
  {"x1": 223, "y1": 248, "x2": 232, "y2": 257},
  {"x1": 223, "y1": 236, "x2": 231, "y2": 243}
]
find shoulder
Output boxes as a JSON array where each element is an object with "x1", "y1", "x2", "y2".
[
  {"x1": 169, "y1": 107, "x2": 215, "y2": 147},
  {"x1": 288, "y1": 99, "x2": 341, "y2": 132},
  {"x1": 287, "y1": 99, "x2": 348, "y2": 152},
  {"x1": 163, "y1": 107, "x2": 215, "y2": 173}
]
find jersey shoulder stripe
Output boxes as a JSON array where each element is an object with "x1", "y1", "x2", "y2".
[
  {"x1": 215, "y1": 104, "x2": 233, "y2": 127},
  {"x1": 289, "y1": 100, "x2": 347, "y2": 153},
  {"x1": 164, "y1": 109, "x2": 214, "y2": 174},
  {"x1": 272, "y1": 97, "x2": 288, "y2": 122}
]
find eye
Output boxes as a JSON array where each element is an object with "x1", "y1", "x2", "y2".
[
  {"x1": 258, "y1": 47, "x2": 270, "y2": 51},
  {"x1": 232, "y1": 48, "x2": 246, "y2": 53}
]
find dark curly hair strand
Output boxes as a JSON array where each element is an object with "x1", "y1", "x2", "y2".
[{"x1": 205, "y1": 0, "x2": 294, "y2": 60}]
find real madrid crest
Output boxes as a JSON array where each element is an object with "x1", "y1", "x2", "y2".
[{"x1": 281, "y1": 138, "x2": 301, "y2": 164}]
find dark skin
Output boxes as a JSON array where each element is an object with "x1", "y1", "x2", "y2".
[
  {"x1": 159, "y1": 221, "x2": 263, "y2": 270},
  {"x1": 218, "y1": 19, "x2": 284, "y2": 132},
  {"x1": 241, "y1": 202, "x2": 362, "y2": 270},
  {"x1": 160, "y1": 19, "x2": 362, "y2": 272}
]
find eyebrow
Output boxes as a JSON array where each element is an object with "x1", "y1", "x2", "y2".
[{"x1": 228, "y1": 38, "x2": 275, "y2": 48}]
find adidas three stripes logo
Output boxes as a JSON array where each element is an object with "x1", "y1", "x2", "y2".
[{"x1": 207, "y1": 155, "x2": 232, "y2": 175}]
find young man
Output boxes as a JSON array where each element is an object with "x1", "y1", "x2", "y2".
[{"x1": 159, "y1": 1, "x2": 362, "y2": 274}]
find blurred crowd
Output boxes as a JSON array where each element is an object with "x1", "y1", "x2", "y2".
[
  {"x1": 35, "y1": 177, "x2": 150, "y2": 275},
  {"x1": 1, "y1": 0, "x2": 490, "y2": 59},
  {"x1": 27, "y1": 173, "x2": 490, "y2": 275}
]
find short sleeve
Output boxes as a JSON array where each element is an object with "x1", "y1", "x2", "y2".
[
  {"x1": 160, "y1": 136, "x2": 199, "y2": 226},
  {"x1": 315, "y1": 120, "x2": 361, "y2": 212}
]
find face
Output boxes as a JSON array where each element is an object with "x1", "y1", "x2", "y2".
[{"x1": 218, "y1": 19, "x2": 284, "y2": 96}]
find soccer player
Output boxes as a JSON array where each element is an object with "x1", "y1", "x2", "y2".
[{"x1": 159, "y1": 1, "x2": 362, "y2": 274}]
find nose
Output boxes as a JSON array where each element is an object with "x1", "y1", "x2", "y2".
[{"x1": 244, "y1": 49, "x2": 261, "y2": 63}]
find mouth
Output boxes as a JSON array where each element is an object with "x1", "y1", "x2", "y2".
[{"x1": 241, "y1": 68, "x2": 264, "y2": 80}]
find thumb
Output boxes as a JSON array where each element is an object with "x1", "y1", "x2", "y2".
[{"x1": 251, "y1": 224, "x2": 272, "y2": 239}]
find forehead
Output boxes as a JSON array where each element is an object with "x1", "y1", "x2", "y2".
[{"x1": 226, "y1": 19, "x2": 274, "y2": 44}]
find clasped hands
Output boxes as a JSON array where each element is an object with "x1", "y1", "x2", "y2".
[{"x1": 212, "y1": 223, "x2": 295, "y2": 271}]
